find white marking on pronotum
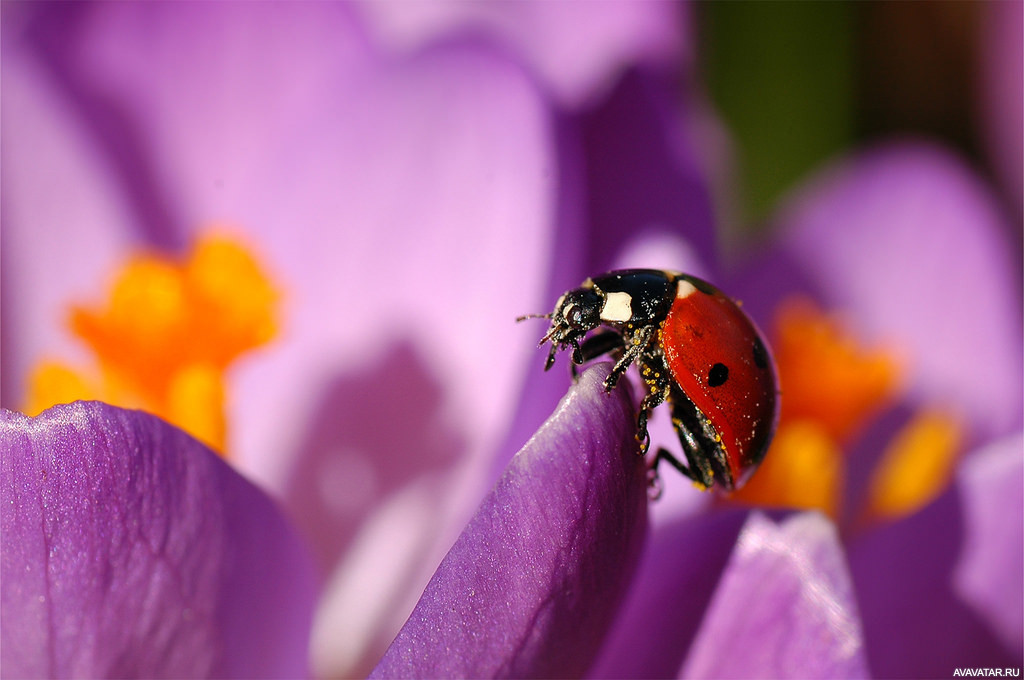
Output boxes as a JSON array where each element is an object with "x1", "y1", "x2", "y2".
[
  {"x1": 676, "y1": 279, "x2": 698, "y2": 299},
  {"x1": 600, "y1": 291, "x2": 633, "y2": 322}
]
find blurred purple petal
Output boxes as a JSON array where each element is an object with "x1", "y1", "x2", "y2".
[
  {"x1": 5, "y1": 4, "x2": 567, "y2": 676},
  {"x1": 590, "y1": 509, "x2": 747, "y2": 679},
  {"x1": 0, "y1": 402, "x2": 317, "y2": 678},
  {"x1": 736, "y1": 143, "x2": 1022, "y2": 440},
  {"x1": 0, "y1": 17, "x2": 137, "y2": 407},
  {"x1": 681, "y1": 512, "x2": 868, "y2": 679},
  {"x1": 262, "y1": 35, "x2": 557, "y2": 678},
  {"x1": 27, "y1": 2, "x2": 371, "y2": 242},
  {"x1": 978, "y1": 0, "x2": 1023, "y2": 214},
  {"x1": 580, "y1": 71, "x2": 718, "y2": 276},
  {"x1": 354, "y1": 0, "x2": 686, "y2": 108},
  {"x1": 370, "y1": 363, "x2": 648, "y2": 678},
  {"x1": 849, "y1": 456, "x2": 1019, "y2": 677},
  {"x1": 953, "y1": 433, "x2": 1024, "y2": 656},
  {"x1": 3, "y1": 2, "x2": 558, "y2": 491}
]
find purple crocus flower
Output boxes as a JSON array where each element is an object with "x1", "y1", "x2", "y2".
[
  {"x1": 3, "y1": 2, "x2": 1021, "y2": 679},
  {"x1": 1, "y1": 1, "x2": 689, "y2": 677},
  {"x1": 349, "y1": 12, "x2": 1022, "y2": 677}
]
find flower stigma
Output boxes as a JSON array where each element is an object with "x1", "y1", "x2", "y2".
[
  {"x1": 730, "y1": 297, "x2": 964, "y2": 523},
  {"x1": 24, "y1": 232, "x2": 280, "y2": 455}
]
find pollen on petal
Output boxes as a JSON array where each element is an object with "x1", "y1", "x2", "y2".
[{"x1": 866, "y1": 408, "x2": 964, "y2": 521}]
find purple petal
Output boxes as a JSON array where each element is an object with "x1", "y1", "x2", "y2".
[
  {"x1": 0, "y1": 402, "x2": 317, "y2": 678},
  {"x1": 7, "y1": 4, "x2": 565, "y2": 675},
  {"x1": 978, "y1": 0, "x2": 1023, "y2": 213},
  {"x1": 369, "y1": 363, "x2": 648, "y2": 678},
  {"x1": 681, "y1": 512, "x2": 869, "y2": 679},
  {"x1": 354, "y1": 0, "x2": 686, "y2": 108},
  {"x1": 953, "y1": 433, "x2": 1024, "y2": 657},
  {"x1": 590, "y1": 509, "x2": 748, "y2": 679},
  {"x1": 0, "y1": 12, "x2": 139, "y2": 407},
  {"x1": 849, "y1": 457, "x2": 1020, "y2": 677},
  {"x1": 580, "y1": 70, "x2": 718, "y2": 276},
  {"x1": 735, "y1": 143, "x2": 1022, "y2": 440}
]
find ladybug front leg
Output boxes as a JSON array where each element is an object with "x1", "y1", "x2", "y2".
[
  {"x1": 571, "y1": 330, "x2": 626, "y2": 381},
  {"x1": 543, "y1": 331, "x2": 585, "y2": 371},
  {"x1": 604, "y1": 323, "x2": 657, "y2": 392}
]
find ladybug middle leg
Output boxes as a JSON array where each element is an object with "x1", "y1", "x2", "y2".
[
  {"x1": 577, "y1": 329, "x2": 672, "y2": 456},
  {"x1": 654, "y1": 388, "x2": 717, "y2": 489},
  {"x1": 631, "y1": 349, "x2": 674, "y2": 455}
]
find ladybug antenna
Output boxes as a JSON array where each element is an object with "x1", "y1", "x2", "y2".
[{"x1": 515, "y1": 312, "x2": 552, "y2": 323}]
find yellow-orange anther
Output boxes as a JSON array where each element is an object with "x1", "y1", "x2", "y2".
[
  {"x1": 773, "y1": 298, "x2": 901, "y2": 443},
  {"x1": 730, "y1": 297, "x2": 902, "y2": 517},
  {"x1": 866, "y1": 408, "x2": 963, "y2": 520},
  {"x1": 25, "y1": 232, "x2": 279, "y2": 454},
  {"x1": 732, "y1": 419, "x2": 842, "y2": 517}
]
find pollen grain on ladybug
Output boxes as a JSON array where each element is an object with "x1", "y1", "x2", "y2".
[{"x1": 519, "y1": 268, "x2": 779, "y2": 494}]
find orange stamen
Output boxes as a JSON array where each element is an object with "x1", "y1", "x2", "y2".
[
  {"x1": 773, "y1": 298, "x2": 901, "y2": 443},
  {"x1": 865, "y1": 408, "x2": 964, "y2": 521},
  {"x1": 731, "y1": 297, "x2": 902, "y2": 517},
  {"x1": 24, "y1": 231, "x2": 279, "y2": 454}
]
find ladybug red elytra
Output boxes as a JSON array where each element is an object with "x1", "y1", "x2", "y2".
[{"x1": 520, "y1": 269, "x2": 779, "y2": 492}]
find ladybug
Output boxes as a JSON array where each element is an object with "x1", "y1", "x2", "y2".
[{"x1": 520, "y1": 269, "x2": 779, "y2": 491}]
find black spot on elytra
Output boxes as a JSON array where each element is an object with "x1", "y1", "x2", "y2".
[
  {"x1": 752, "y1": 337, "x2": 769, "y2": 370},
  {"x1": 709, "y1": 362, "x2": 729, "y2": 387}
]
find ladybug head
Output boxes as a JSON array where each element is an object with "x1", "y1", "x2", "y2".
[
  {"x1": 517, "y1": 285, "x2": 603, "y2": 370},
  {"x1": 536, "y1": 287, "x2": 600, "y2": 368},
  {"x1": 551, "y1": 288, "x2": 602, "y2": 334}
]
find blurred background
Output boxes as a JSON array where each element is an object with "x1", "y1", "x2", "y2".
[{"x1": 700, "y1": 1, "x2": 1020, "y2": 234}]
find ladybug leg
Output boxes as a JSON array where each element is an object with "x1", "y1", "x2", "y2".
[
  {"x1": 634, "y1": 351, "x2": 673, "y2": 454},
  {"x1": 543, "y1": 331, "x2": 587, "y2": 371},
  {"x1": 646, "y1": 385, "x2": 718, "y2": 489},
  {"x1": 647, "y1": 446, "x2": 692, "y2": 500},
  {"x1": 652, "y1": 447, "x2": 696, "y2": 482},
  {"x1": 636, "y1": 388, "x2": 669, "y2": 455},
  {"x1": 604, "y1": 324, "x2": 657, "y2": 392},
  {"x1": 543, "y1": 342, "x2": 560, "y2": 371},
  {"x1": 572, "y1": 330, "x2": 625, "y2": 380},
  {"x1": 664, "y1": 394, "x2": 716, "y2": 489}
]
